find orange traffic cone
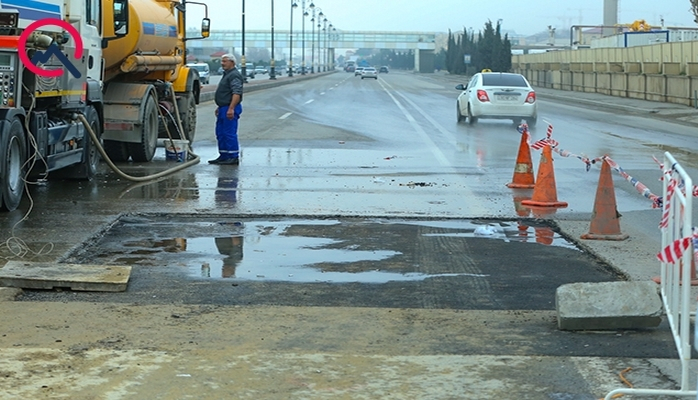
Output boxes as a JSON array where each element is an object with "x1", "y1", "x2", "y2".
[
  {"x1": 528, "y1": 206, "x2": 557, "y2": 245},
  {"x1": 534, "y1": 226, "x2": 555, "y2": 245},
  {"x1": 521, "y1": 145, "x2": 568, "y2": 208},
  {"x1": 518, "y1": 222, "x2": 530, "y2": 241},
  {"x1": 512, "y1": 194, "x2": 531, "y2": 217},
  {"x1": 506, "y1": 132, "x2": 535, "y2": 189},
  {"x1": 581, "y1": 159, "x2": 629, "y2": 241}
]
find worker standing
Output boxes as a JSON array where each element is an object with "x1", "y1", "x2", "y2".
[{"x1": 210, "y1": 54, "x2": 243, "y2": 165}]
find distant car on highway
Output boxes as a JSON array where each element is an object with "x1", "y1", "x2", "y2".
[
  {"x1": 361, "y1": 67, "x2": 378, "y2": 80},
  {"x1": 354, "y1": 67, "x2": 364, "y2": 76},
  {"x1": 187, "y1": 62, "x2": 210, "y2": 84},
  {"x1": 254, "y1": 67, "x2": 267, "y2": 75},
  {"x1": 244, "y1": 63, "x2": 256, "y2": 79},
  {"x1": 379, "y1": 66, "x2": 389, "y2": 73},
  {"x1": 455, "y1": 72, "x2": 537, "y2": 126}
]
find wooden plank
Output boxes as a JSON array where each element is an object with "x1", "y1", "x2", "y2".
[{"x1": 0, "y1": 261, "x2": 131, "y2": 292}]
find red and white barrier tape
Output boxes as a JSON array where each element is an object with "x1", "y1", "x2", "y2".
[{"x1": 657, "y1": 228, "x2": 698, "y2": 264}]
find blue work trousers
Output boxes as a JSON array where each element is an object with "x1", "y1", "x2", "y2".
[{"x1": 215, "y1": 103, "x2": 242, "y2": 159}]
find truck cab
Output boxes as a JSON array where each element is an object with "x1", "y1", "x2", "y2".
[{"x1": 0, "y1": 0, "x2": 210, "y2": 211}]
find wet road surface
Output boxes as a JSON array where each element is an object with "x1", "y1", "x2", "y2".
[
  {"x1": 1, "y1": 70, "x2": 697, "y2": 399},
  {"x1": 34, "y1": 216, "x2": 615, "y2": 309}
]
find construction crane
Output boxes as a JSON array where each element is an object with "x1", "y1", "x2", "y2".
[{"x1": 626, "y1": 19, "x2": 653, "y2": 31}]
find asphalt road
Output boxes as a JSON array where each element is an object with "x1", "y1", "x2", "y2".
[{"x1": 1, "y1": 70, "x2": 697, "y2": 399}]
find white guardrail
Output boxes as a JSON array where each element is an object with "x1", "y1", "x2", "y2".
[{"x1": 605, "y1": 152, "x2": 696, "y2": 399}]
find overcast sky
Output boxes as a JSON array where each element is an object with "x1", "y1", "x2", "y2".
[{"x1": 187, "y1": 0, "x2": 697, "y2": 36}]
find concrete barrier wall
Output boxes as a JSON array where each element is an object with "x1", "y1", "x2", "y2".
[
  {"x1": 199, "y1": 71, "x2": 336, "y2": 103},
  {"x1": 512, "y1": 41, "x2": 698, "y2": 107}
]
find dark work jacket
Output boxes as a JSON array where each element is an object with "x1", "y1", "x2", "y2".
[{"x1": 215, "y1": 67, "x2": 244, "y2": 107}]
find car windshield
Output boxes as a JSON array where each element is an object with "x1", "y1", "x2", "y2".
[
  {"x1": 189, "y1": 65, "x2": 208, "y2": 72},
  {"x1": 365, "y1": 68, "x2": 375, "y2": 72},
  {"x1": 482, "y1": 74, "x2": 528, "y2": 87}
]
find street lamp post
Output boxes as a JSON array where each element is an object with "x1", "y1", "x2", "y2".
[
  {"x1": 309, "y1": 12, "x2": 314, "y2": 73},
  {"x1": 331, "y1": 27, "x2": 336, "y2": 69},
  {"x1": 326, "y1": 23, "x2": 332, "y2": 71},
  {"x1": 309, "y1": 7, "x2": 321, "y2": 73},
  {"x1": 317, "y1": 19, "x2": 322, "y2": 72},
  {"x1": 270, "y1": 0, "x2": 276, "y2": 79},
  {"x1": 301, "y1": 1, "x2": 315, "y2": 75},
  {"x1": 316, "y1": 10, "x2": 323, "y2": 72},
  {"x1": 241, "y1": 0, "x2": 247, "y2": 81},
  {"x1": 321, "y1": 17, "x2": 327, "y2": 71},
  {"x1": 288, "y1": 1, "x2": 297, "y2": 77}
]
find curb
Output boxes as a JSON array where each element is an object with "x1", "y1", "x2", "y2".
[
  {"x1": 200, "y1": 70, "x2": 337, "y2": 103},
  {"x1": 537, "y1": 91, "x2": 698, "y2": 128},
  {"x1": 537, "y1": 92, "x2": 656, "y2": 114}
]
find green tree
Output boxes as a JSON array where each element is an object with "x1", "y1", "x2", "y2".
[
  {"x1": 462, "y1": 28, "x2": 476, "y2": 75},
  {"x1": 446, "y1": 30, "x2": 456, "y2": 73},
  {"x1": 445, "y1": 20, "x2": 512, "y2": 74},
  {"x1": 491, "y1": 21, "x2": 503, "y2": 71},
  {"x1": 501, "y1": 33, "x2": 512, "y2": 72},
  {"x1": 476, "y1": 21, "x2": 495, "y2": 72},
  {"x1": 435, "y1": 48, "x2": 446, "y2": 71}
]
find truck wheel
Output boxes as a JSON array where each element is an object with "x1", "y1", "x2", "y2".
[
  {"x1": 60, "y1": 106, "x2": 102, "y2": 180},
  {"x1": 0, "y1": 118, "x2": 27, "y2": 211},
  {"x1": 178, "y1": 93, "x2": 197, "y2": 143},
  {"x1": 103, "y1": 140, "x2": 130, "y2": 162},
  {"x1": 129, "y1": 93, "x2": 158, "y2": 162}
]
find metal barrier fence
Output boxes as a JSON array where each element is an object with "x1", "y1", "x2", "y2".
[{"x1": 605, "y1": 151, "x2": 696, "y2": 399}]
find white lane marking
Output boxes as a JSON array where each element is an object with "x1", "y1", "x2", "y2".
[
  {"x1": 279, "y1": 112, "x2": 292, "y2": 119},
  {"x1": 376, "y1": 79, "x2": 449, "y2": 166},
  {"x1": 320, "y1": 92, "x2": 326, "y2": 95},
  {"x1": 376, "y1": 78, "x2": 485, "y2": 215},
  {"x1": 304, "y1": 99, "x2": 314, "y2": 105},
  {"x1": 386, "y1": 82, "x2": 458, "y2": 148}
]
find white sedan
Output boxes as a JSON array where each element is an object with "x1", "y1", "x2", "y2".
[
  {"x1": 361, "y1": 67, "x2": 378, "y2": 79},
  {"x1": 455, "y1": 72, "x2": 537, "y2": 126}
]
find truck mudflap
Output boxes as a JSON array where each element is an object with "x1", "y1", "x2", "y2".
[{"x1": 102, "y1": 82, "x2": 157, "y2": 143}]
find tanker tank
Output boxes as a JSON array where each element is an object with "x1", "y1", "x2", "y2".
[{"x1": 102, "y1": 0, "x2": 183, "y2": 81}]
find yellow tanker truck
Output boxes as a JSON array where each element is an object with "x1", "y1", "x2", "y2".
[
  {"x1": 101, "y1": 0, "x2": 209, "y2": 162},
  {"x1": 0, "y1": 0, "x2": 208, "y2": 211}
]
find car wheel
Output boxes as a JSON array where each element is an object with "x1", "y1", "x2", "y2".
[
  {"x1": 456, "y1": 102, "x2": 465, "y2": 123},
  {"x1": 467, "y1": 104, "x2": 478, "y2": 125},
  {"x1": 361, "y1": 77, "x2": 364, "y2": 79}
]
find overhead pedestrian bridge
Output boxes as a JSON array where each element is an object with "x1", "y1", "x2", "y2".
[{"x1": 186, "y1": 30, "x2": 438, "y2": 72}]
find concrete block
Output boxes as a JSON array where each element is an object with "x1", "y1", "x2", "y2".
[
  {"x1": 556, "y1": 281, "x2": 663, "y2": 331},
  {"x1": 0, "y1": 261, "x2": 131, "y2": 292}
]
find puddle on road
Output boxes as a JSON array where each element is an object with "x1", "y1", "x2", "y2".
[{"x1": 89, "y1": 217, "x2": 579, "y2": 282}]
